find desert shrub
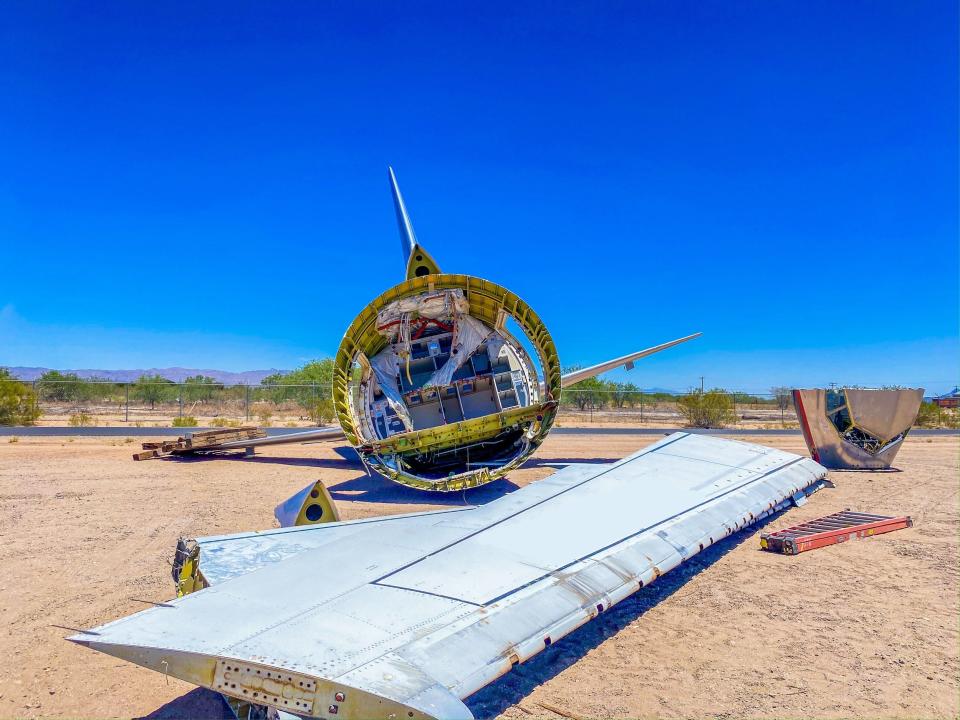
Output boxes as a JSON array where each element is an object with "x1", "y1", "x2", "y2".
[
  {"x1": 677, "y1": 388, "x2": 738, "y2": 428},
  {"x1": 68, "y1": 412, "x2": 95, "y2": 426},
  {"x1": 8, "y1": 436, "x2": 19, "y2": 443},
  {"x1": 311, "y1": 398, "x2": 336, "y2": 425},
  {"x1": 253, "y1": 402, "x2": 274, "y2": 425},
  {"x1": 210, "y1": 417, "x2": 241, "y2": 428},
  {"x1": 915, "y1": 402, "x2": 949, "y2": 428},
  {"x1": 172, "y1": 416, "x2": 198, "y2": 427},
  {"x1": 0, "y1": 370, "x2": 41, "y2": 425}
]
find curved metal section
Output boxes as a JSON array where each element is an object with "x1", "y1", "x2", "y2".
[
  {"x1": 333, "y1": 274, "x2": 562, "y2": 491},
  {"x1": 792, "y1": 388, "x2": 923, "y2": 469},
  {"x1": 561, "y1": 332, "x2": 701, "y2": 387}
]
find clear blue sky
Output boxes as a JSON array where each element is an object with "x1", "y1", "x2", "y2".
[{"x1": 1, "y1": 1, "x2": 957, "y2": 393}]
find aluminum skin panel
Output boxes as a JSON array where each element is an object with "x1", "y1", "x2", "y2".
[
  {"x1": 379, "y1": 434, "x2": 810, "y2": 605},
  {"x1": 72, "y1": 433, "x2": 826, "y2": 720},
  {"x1": 845, "y1": 388, "x2": 924, "y2": 442},
  {"x1": 196, "y1": 507, "x2": 473, "y2": 585}
]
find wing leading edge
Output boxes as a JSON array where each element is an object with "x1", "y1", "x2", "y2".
[{"x1": 71, "y1": 433, "x2": 826, "y2": 720}]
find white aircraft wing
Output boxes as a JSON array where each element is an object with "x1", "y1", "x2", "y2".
[
  {"x1": 560, "y1": 332, "x2": 702, "y2": 388},
  {"x1": 71, "y1": 432, "x2": 825, "y2": 720}
]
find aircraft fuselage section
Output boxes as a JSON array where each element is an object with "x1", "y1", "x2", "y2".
[{"x1": 332, "y1": 274, "x2": 562, "y2": 491}]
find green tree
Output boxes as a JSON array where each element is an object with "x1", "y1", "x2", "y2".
[
  {"x1": 183, "y1": 375, "x2": 220, "y2": 403},
  {"x1": 564, "y1": 377, "x2": 608, "y2": 411},
  {"x1": 37, "y1": 370, "x2": 85, "y2": 403},
  {"x1": 0, "y1": 369, "x2": 41, "y2": 425},
  {"x1": 610, "y1": 381, "x2": 642, "y2": 409},
  {"x1": 132, "y1": 374, "x2": 175, "y2": 409},
  {"x1": 263, "y1": 360, "x2": 334, "y2": 402},
  {"x1": 262, "y1": 360, "x2": 335, "y2": 424},
  {"x1": 677, "y1": 387, "x2": 738, "y2": 428}
]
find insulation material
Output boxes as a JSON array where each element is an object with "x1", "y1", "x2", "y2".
[
  {"x1": 427, "y1": 315, "x2": 493, "y2": 388},
  {"x1": 376, "y1": 289, "x2": 469, "y2": 340},
  {"x1": 485, "y1": 334, "x2": 506, "y2": 366},
  {"x1": 368, "y1": 348, "x2": 413, "y2": 430}
]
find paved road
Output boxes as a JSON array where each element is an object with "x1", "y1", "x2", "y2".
[{"x1": 0, "y1": 425, "x2": 955, "y2": 437}]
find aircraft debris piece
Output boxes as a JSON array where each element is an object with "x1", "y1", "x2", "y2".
[
  {"x1": 760, "y1": 509, "x2": 912, "y2": 555},
  {"x1": 274, "y1": 479, "x2": 340, "y2": 527},
  {"x1": 133, "y1": 427, "x2": 267, "y2": 460},
  {"x1": 793, "y1": 388, "x2": 924, "y2": 469},
  {"x1": 72, "y1": 433, "x2": 827, "y2": 720}
]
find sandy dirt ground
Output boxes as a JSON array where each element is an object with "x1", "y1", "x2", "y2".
[{"x1": 0, "y1": 432, "x2": 956, "y2": 719}]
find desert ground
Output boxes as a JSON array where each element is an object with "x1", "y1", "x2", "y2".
[{"x1": 0, "y1": 431, "x2": 956, "y2": 719}]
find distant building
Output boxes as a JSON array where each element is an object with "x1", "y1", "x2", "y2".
[{"x1": 931, "y1": 388, "x2": 960, "y2": 408}]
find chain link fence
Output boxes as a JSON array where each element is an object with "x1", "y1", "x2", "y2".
[
  {"x1": 9, "y1": 379, "x2": 806, "y2": 428},
  {"x1": 10, "y1": 380, "x2": 333, "y2": 427}
]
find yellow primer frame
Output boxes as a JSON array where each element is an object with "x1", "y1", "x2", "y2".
[{"x1": 333, "y1": 274, "x2": 562, "y2": 490}]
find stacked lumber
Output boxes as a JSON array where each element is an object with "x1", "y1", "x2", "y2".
[{"x1": 133, "y1": 427, "x2": 268, "y2": 460}]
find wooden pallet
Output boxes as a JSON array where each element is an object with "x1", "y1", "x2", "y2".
[{"x1": 133, "y1": 427, "x2": 268, "y2": 460}]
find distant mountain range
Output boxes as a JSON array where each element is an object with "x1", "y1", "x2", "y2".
[{"x1": 3, "y1": 366, "x2": 282, "y2": 385}]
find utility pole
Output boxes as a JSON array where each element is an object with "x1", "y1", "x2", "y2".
[{"x1": 700, "y1": 376, "x2": 704, "y2": 393}]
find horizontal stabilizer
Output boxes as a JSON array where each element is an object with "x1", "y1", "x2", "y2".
[{"x1": 561, "y1": 332, "x2": 701, "y2": 387}]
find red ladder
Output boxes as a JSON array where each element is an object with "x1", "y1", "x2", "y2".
[{"x1": 760, "y1": 510, "x2": 912, "y2": 555}]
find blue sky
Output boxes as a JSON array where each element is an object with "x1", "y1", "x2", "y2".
[{"x1": 1, "y1": 1, "x2": 957, "y2": 393}]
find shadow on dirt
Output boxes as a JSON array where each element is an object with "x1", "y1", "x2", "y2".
[
  {"x1": 465, "y1": 511, "x2": 784, "y2": 719},
  {"x1": 325, "y1": 472, "x2": 521, "y2": 506},
  {"x1": 523, "y1": 457, "x2": 619, "y2": 468},
  {"x1": 158, "y1": 445, "x2": 363, "y2": 469},
  {"x1": 136, "y1": 687, "x2": 232, "y2": 720}
]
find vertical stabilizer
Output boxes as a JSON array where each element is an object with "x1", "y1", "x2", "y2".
[
  {"x1": 389, "y1": 166, "x2": 417, "y2": 264},
  {"x1": 388, "y1": 167, "x2": 441, "y2": 279}
]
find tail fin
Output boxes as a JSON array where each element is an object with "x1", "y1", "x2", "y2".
[{"x1": 388, "y1": 167, "x2": 441, "y2": 279}]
